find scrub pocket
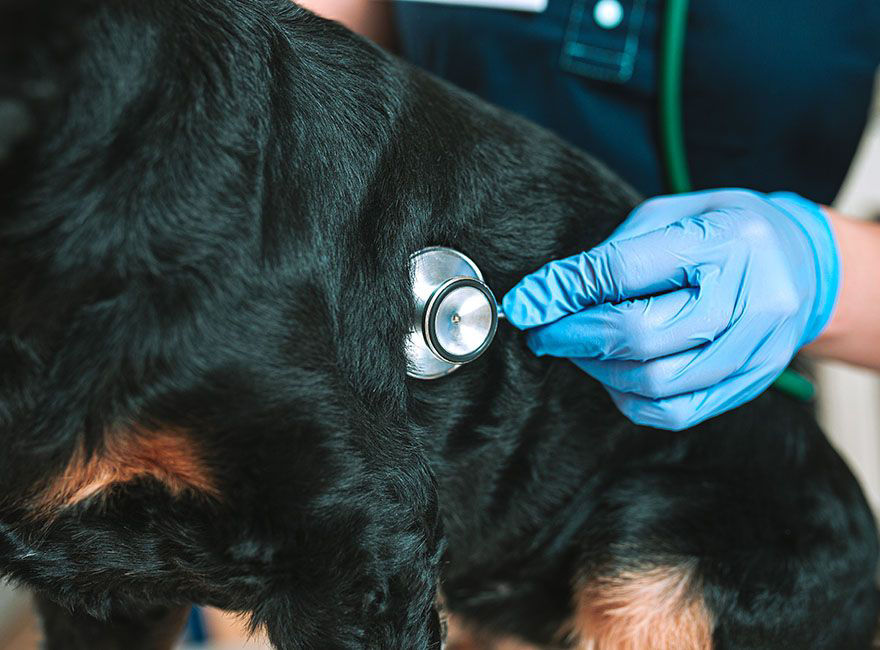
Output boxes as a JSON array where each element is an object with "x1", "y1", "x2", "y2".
[{"x1": 560, "y1": 0, "x2": 648, "y2": 83}]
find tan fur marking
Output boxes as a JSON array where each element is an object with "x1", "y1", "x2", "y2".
[
  {"x1": 33, "y1": 428, "x2": 219, "y2": 513},
  {"x1": 567, "y1": 565, "x2": 713, "y2": 650},
  {"x1": 445, "y1": 615, "x2": 540, "y2": 650}
]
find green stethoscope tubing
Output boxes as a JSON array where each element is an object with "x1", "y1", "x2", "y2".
[{"x1": 658, "y1": 0, "x2": 815, "y2": 402}]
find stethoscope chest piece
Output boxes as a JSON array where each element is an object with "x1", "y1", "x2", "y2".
[{"x1": 406, "y1": 247, "x2": 499, "y2": 380}]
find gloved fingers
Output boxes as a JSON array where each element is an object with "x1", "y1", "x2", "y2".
[
  {"x1": 604, "y1": 364, "x2": 781, "y2": 431},
  {"x1": 502, "y1": 223, "x2": 710, "y2": 330},
  {"x1": 569, "y1": 309, "x2": 791, "y2": 397},
  {"x1": 525, "y1": 284, "x2": 730, "y2": 361},
  {"x1": 572, "y1": 345, "x2": 731, "y2": 400}
]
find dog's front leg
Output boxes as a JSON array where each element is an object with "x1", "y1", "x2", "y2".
[
  {"x1": 247, "y1": 447, "x2": 444, "y2": 650},
  {"x1": 35, "y1": 593, "x2": 190, "y2": 650}
]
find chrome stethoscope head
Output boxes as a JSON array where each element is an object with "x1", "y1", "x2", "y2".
[{"x1": 406, "y1": 247, "x2": 500, "y2": 380}]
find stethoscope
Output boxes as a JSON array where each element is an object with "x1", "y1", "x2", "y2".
[{"x1": 405, "y1": 247, "x2": 501, "y2": 379}]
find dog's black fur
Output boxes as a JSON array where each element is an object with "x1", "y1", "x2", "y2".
[{"x1": 0, "y1": 1, "x2": 877, "y2": 648}]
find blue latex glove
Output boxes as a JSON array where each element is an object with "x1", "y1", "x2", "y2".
[{"x1": 502, "y1": 189, "x2": 840, "y2": 431}]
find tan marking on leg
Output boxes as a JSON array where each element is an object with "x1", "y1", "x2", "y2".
[
  {"x1": 31, "y1": 427, "x2": 219, "y2": 513},
  {"x1": 566, "y1": 564, "x2": 713, "y2": 650},
  {"x1": 445, "y1": 614, "x2": 543, "y2": 650}
]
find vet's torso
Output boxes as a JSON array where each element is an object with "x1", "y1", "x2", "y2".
[{"x1": 393, "y1": 0, "x2": 880, "y2": 204}]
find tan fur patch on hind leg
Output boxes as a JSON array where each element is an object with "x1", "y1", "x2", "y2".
[
  {"x1": 566, "y1": 563, "x2": 713, "y2": 650},
  {"x1": 444, "y1": 614, "x2": 543, "y2": 650}
]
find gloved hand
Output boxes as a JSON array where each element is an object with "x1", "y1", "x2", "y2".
[{"x1": 501, "y1": 189, "x2": 840, "y2": 430}]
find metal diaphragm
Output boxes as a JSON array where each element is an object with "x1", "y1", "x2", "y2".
[{"x1": 406, "y1": 247, "x2": 499, "y2": 380}]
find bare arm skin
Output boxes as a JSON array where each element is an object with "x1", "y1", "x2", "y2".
[
  {"x1": 297, "y1": 0, "x2": 396, "y2": 49},
  {"x1": 803, "y1": 208, "x2": 880, "y2": 369}
]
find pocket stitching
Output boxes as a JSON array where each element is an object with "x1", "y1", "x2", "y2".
[{"x1": 560, "y1": 0, "x2": 647, "y2": 83}]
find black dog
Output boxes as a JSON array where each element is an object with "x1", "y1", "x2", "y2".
[{"x1": 1, "y1": 1, "x2": 877, "y2": 648}]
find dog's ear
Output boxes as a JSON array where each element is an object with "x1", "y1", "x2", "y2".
[
  {"x1": 0, "y1": 0, "x2": 111, "y2": 337},
  {"x1": 0, "y1": 0, "x2": 100, "y2": 166},
  {"x1": 0, "y1": 0, "x2": 279, "y2": 336}
]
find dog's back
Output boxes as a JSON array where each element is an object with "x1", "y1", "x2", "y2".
[{"x1": 1, "y1": 2, "x2": 877, "y2": 649}]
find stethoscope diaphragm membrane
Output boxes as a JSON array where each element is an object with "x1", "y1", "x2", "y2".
[{"x1": 406, "y1": 247, "x2": 499, "y2": 379}]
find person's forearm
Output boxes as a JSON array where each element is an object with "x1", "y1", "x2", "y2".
[
  {"x1": 802, "y1": 208, "x2": 880, "y2": 368},
  {"x1": 297, "y1": 0, "x2": 397, "y2": 50}
]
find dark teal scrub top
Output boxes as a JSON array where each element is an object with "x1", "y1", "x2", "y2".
[{"x1": 393, "y1": 0, "x2": 880, "y2": 204}]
